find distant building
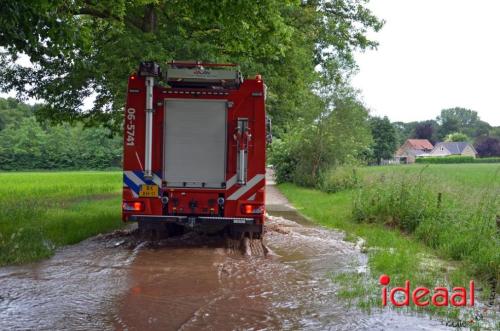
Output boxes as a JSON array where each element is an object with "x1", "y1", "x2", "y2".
[
  {"x1": 395, "y1": 139, "x2": 434, "y2": 164},
  {"x1": 429, "y1": 142, "x2": 477, "y2": 158}
]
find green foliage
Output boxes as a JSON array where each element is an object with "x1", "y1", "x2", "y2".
[
  {"x1": 318, "y1": 166, "x2": 360, "y2": 193},
  {"x1": 279, "y1": 181, "x2": 486, "y2": 315},
  {"x1": 352, "y1": 168, "x2": 499, "y2": 281},
  {"x1": 393, "y1": 109, "x2": 498, "y2": 149},
  {"x1": 269, "y1": 95, "x2": 372, "y2": 186},
  {"x1": 0, "y1": 98, "x2": 122, "y2": 170},
  {"x1": 268, "y1": 136, "x2": 299, "y2": 184},
  {"x1": 473, "y1": 157, "x2": 500, "y2": 163},
  {"x1": 0, "y1": 0, "x2": 383, "y2": 132},
  {"x1": 369, "y1": 116, "x2": 397, "y2": 164},
  {"x1": 444, "y1": 132, "x2": 469, "y2": 142},
  {"x1": 415, "y1": 156, "x2": 500, "y2": 164},
  {"x1": 416, "y1": 156, "x2": 475, "y2": 164},
  {"x1": 352, "y1": 173, "x2": 442, "y2": 233},
  {"x1": 435, "y1": 107, "x2": 493, "y2": 140}
]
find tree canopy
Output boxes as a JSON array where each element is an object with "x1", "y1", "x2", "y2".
[
  {"x1": 444, "y1": 132, "x2": 469, "y2": 142},
  {"x1": 369, "y1": 116, "x2": 397, "y2": 164},
  {"x1": 0, "y1": 98, "x2": 121, "y2": 170},
  {"x1": 0, "y1": 0, "x2": 383, "y2": 132}
]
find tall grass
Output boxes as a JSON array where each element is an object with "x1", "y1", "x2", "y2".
[
  {"x1": 0, "y1": 171, "x2": 123, "y2": 265},
  {"x1": 318, "y1": 166, "x2": 360, "y2": 193},
  {"x1": 352, "y1": 167, "x2": 500, "y2": 281},
  {"x1": 279, "y1": 165, "x2": 500, "y2": 315}
]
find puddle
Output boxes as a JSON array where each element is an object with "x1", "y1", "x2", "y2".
[{"x1": 0, "y1": 210, "x2": 462, "y2": 330}]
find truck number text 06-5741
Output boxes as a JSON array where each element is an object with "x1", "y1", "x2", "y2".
[{"x1": 126, "y1": 107, "x2": 136, "y2": 146}]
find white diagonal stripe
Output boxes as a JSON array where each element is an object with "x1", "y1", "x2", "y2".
[
  {"x1": 152, "y1": 173, "x2": 162, "y2": 186},
  {"x1": 226, "y1": 175, "x2": 237, "y2": 189},
  {"x1": 227, "y1": 174, "x2": 265, "y2": 200},
  {"x1": 248, "y1": 193, "x2": 256, "y2": 201}
]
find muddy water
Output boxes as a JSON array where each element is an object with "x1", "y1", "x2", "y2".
[{"x1": 0, "y1": 186, "x2": 453, "y2": 330}]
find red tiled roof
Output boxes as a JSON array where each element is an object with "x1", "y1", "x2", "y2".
[{"x1": 406, "y1": 139, "x2": 433, "y2": 150}]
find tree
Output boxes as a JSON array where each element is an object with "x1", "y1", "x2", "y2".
[
  {"x1": 436, "y1": 107, "x2": 497, "y2": 140},
  {"x1": 0, "y1": 98, "x2": 122, "y2": 170},
  {"x1": 413, "y1": 120, "x2": 438, "y2": 144},
  {"x1": 0, "y1": 1, "x2": 383, "y2": 132},
  {"x1": 270, "y1": 94, "x2": 372, "y2": 185},
  {"x1": 474, "y1": 136, "x2": 500, "y2": 157},
  {"x1": 369, "y1": 116, "x2": 397, "y2": 164},
  {"x1": 490, "y1": 127, "x2": 500, "y2": 139},
  {"x1": 445, "y1": 132, "x2": 469, "y2": 142},
  {"x1": 392, "y1": 121, "x2": 415, "y2": 146},
  {"x1": 436, "y1": 107, "x2": 487, "y2": 139}
]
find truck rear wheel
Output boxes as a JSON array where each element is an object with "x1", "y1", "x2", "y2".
[
  {"x1": 228, "y1": 224, "x2": 263, "y2": 240},
  {"x1": 138, "y1": 220, "x2": 184, "y2": 240}
]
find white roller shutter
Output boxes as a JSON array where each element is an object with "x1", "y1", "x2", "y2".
[{"x1": 163, "y1": 99, "x2": 227, "y2": 188}]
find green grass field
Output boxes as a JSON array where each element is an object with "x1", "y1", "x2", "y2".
[
  {"x1": 0, "y1": 171, "x2": 124, "y2": 266},
  {"x1": 279, "y1": 163, "x2": 499, "y2": 314}
]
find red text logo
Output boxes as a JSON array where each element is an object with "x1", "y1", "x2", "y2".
[{"x1": 380, "y1": 274, "x2": 475, "y2": 307}]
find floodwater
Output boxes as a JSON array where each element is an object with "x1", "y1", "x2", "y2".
[{"x1": 0, "y1": 184, "x2": 471, "y2": 330}]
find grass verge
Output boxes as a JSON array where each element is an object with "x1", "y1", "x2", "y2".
[
  {"x1": 278, "y1": 165, "x2": 498, "y2": 320},
  {"x1": 0, "y1": 171, "x2": 124, "y2": 266}
]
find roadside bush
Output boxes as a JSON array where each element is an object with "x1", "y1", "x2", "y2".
[
  {"x1": 474, "y1": 157, "x2": 500, "y2": 163},
  {"x1": 318, "y1": 166, "x2": 360, "y2": 193},
  {"x1": 268, "y1": 137, "x2": 299, "y2": 183},
  {"x1": 269, "y1": 97, "x2": 372, "y2": 186},
  {"x1": 416, "y1": 156, "x2": 500, "y2": 164},
  {"x1": 416, "y1": 156, "x2": 474, "y2": 164}
]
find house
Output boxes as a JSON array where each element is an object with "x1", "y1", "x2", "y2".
[
  {"x1": 429, "y1": 142, "x2": 477, "y2": 158},
  {"x1": 394, "y1": 139, "x2": 434, "y2": 164}
]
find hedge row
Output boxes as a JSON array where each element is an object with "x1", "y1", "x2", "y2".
[{"x1": 416, "y1": 156, "x2": 500, "y2": 164}]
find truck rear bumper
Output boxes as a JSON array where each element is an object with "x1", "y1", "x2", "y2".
[
  {"x1": 129, "y1": 214, "x2": 263, "y2": 236},
  {"x1": 128, "y1": 214, "x2": 256, "y2": 226}
]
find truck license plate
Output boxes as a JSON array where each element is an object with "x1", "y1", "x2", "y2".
[
  {"x1": 233, "y1": 219, "x2": 246, "y2": 224},
  {"x1": 139, "y1": 184, "x2": 158, "y2": 197}
]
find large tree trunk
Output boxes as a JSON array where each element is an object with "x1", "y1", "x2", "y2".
[{"x1": 142, "y1": 4, "x2": 157, "y2": 32}]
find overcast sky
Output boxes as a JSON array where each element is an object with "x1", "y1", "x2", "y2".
[{"x1": 352, "y1": 0, "x2": 500, "y2": 126}]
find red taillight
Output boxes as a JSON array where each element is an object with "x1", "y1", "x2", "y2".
[
  {"x1": 123, "y1": 201, "x2": 143, "y2": 211},
  {"x1": 244, "y1": 204, "x2": 253, "y2": 214},
  {"x1": 242, "y1": 204, "x2": 264, "y2": 215},
  {"x1": 130, "y1": 75, "x2": 136, "y2": 80}
]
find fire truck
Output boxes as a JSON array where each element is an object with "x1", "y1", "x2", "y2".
[{"x1": 122, "y1": 61, "x2": 267, "y2": 238}]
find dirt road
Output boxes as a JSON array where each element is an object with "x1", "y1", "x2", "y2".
[{"x1": 0, "y1": 174, "x2": 450, "y2": 330}]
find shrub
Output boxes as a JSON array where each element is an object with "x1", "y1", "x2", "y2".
[
  {"x1": 474, "y1": 157, "x2": 500, "y2": 163},
  {"x1": 318, "y1": 166, "x2": 360, "y2": 193},
  {"x1": 352, "y1": 173, "x2": 442, "y2": 233},
  {"x1": 416, "y1": 156, "x2": 474, "y2": 164},
  {"x1": 416, "y1": 156, "x2": 500, "y2": 164},
  {"x1": 268, "y1": 138, "x2": 299, "y2": 183}
]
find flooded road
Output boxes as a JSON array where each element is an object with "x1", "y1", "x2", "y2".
[{"x1": 0, "y1": 182, "x2": 455, "y2": 330}]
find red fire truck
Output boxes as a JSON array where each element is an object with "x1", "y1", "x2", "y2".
[{"x1": 122, "y1": 61, "x2": 267, "y2": 238}]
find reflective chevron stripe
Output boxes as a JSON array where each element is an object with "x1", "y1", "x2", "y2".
[{"x1": 227, "y1": 174, "x2": 265, "y2": 200}]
